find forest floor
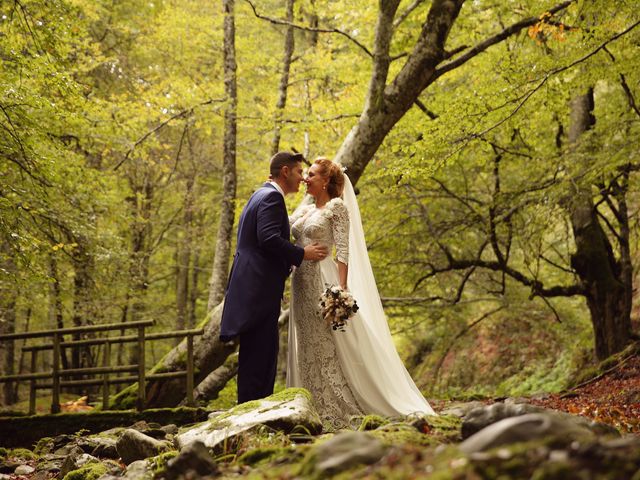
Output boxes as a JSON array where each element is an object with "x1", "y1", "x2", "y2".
[
  {"x1": 529, "y1": 352, "x2": 640, "y2": 434},
  {"x1": 430, "y1": 349, "x2": 640, "y2": 435}
]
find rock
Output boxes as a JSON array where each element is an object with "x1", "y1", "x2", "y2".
[
  {"x1": 59, "y1": 451, "x2": 99, "y2": 478},
  {"x1": 161, "y1": 441, "x2": 218, "y2": 480},
  {"x1": 176, "y1": 388, "x2": 322, "y2": 452},
  {"x1": 161, "y1": 424, "x2": 179, "y2": 436},
  {"x1": 116, "y1": 429, "x2": 172, "y2": 465},
  {"x1": 30, "y1": 472, "x2": 49, "y2": 480},
  {"x1": 80, "y1": 436, "x2": 119, "y2": 459},
  {"x1": 35, "y1": 453, "x2": 67, "y2": 473},
  {"x1": 14, "y1": 465, "x2": 35, "y2": 475},
  {"x1": 90, "y1": 441, "x2": 119, "y2": 459},
  {"x1": 0, "y1": 461, "x2": 19, "y2": 474},
  {"x1": 128, "y1": 420, "x2": 152, "y2": 431},
  {"x1": 301, "y1": 431, "x2": 387, "y2": 477},
  {"x1": 59, "y1": 462, "x2": 108, "y2": 480},
  {"x1": 59, "y1": 447, "x2": 86, "y2": 478},
  {"x1": 462, "y1": 402, "x2": 545, "y2": 438},
  {"x1": 99, "y1": 427, "x2": 125, "y2": 438},
  {"x1": 54, "y1": 441, "x2": 84, "y2": 456},
  {"x1": 120, "y1": 459, "x2": 154, "y2": 480},
  {"x1": 459, "y1": 412, "x2": 596, "y2": 454},
  {"x1": 439, "y1": 401, "x2": 485, "y2": 418},
  {"x1": 462, "y1": 402, "x2": 619, "y2": 439}
]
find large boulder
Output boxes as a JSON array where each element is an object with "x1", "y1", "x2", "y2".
[
  {"x1": 461, "y1": 402, "x2": 545, "y2": 438},
  {"x1": 160, "y1": 441, "x2": 218, "y2": 480},
  {"x1": 175, "y1": 388, "x2": 322, "y2": 451},
  {"x1": 461, "y1": 402, "x2": 618, "y2": 439},
  {"x1": 116, "y1": 429, "x2": 172, "y2": 465},
  {"x1": 459, "y1": 412, "x2": 599, "y2": 454},
  {"x1": 299, "y1": 431, "x2": 387, "y2": 478}
]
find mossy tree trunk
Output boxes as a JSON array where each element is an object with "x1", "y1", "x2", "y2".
[{"x1": 567, "y1": 89, "x2": 632, "y2": 360}]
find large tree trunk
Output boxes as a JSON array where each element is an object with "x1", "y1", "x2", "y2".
[
  {"x1": 208, "y1": 0, "x2": 238, "y2": 309},
  {"x1": 190, "y1": 352, "x2": 238, "y2": 405},
  {"x1": 337, "y1": 0, "x2": 464, "y2": 184},
  {"x1": 270, "y1": 0, "x2": 295, "y2": 156},
  {"x1": 568, "y1": 89, "x2": 632, "y2": 360}
]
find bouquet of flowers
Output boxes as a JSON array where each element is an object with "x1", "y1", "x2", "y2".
[{"x1": 319, "y1": 284, "x2": 359, "y2": 331}]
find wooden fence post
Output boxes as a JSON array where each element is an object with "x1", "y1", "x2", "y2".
[
  {"x1": 186, "y1": 334, "x2": 194, "y2": 406},
  {"x1": 136, "y1": 326, "x2": 146, "y2": 411},
  {"x1": 51, "y1": 333, "x2": 60, "y2": 414},
  {"x1": 102, "y1": 340, "x2": 111, "y2": 410},
  {"x1": 29, "y1": 350, "x2": 37, "y2": 415}
]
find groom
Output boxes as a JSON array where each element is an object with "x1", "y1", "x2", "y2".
[{"x1": 220, "y1": 151, "x2": 328, "y2": 403}]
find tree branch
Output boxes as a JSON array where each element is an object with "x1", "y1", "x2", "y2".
[
  {"x1": 620, "y1": 73, "x2": 640, "y2": 118},
  {"x1": 452, "y1": 18, "x2": 640, "y2": 145},
  {"x1": 429, "y1": 256, "x2": 585, "y2": 298},
  {"x1": 435, "y1": 1, "x2": 574, "y2": 77},
  {"x1": 243, "y1": 0, "x2": 373, "y2": 57},
  {"x1": 113, "y1": 98, "x2": 225, "y2": 171},
  {"x1": 393, "y1": 0, "x2": 425, "y2": 29}
]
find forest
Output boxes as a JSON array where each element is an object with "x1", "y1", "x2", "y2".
[{"x1": 1, "y1": 0, "x2": 639, "y2": 477}]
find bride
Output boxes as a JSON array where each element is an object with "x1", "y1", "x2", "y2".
[{"x1": 287, "y1": 157, "x2": 435, "y2": 427}]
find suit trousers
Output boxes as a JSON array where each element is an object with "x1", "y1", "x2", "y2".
[{"x1": 237, "y1": 314, "x2": 279, "y2": 403}]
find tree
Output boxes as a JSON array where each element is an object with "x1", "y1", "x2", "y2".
[
  {"x1": 335, "y1": 1, "x2": 574, "y2": 185},
  {"x1": 208, "y1": 0, "x2": 239, "y2": 309}
]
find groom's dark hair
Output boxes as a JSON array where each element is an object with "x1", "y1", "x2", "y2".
[{"x1": 270, "y1": 151, "x2": 305, "y2": 178}]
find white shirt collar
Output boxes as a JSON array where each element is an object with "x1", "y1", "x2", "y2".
[{"x1": 268, "y1": 181, "x2": 285, "y2": 198}]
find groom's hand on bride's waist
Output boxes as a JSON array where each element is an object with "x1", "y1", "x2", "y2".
[{"x1": 303, "y1": 242, "x2": 328, "y2": 261}]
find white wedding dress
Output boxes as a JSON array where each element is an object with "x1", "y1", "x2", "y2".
[{"x1": 287, "y1": 177, "x2": 435, "y2": 427}]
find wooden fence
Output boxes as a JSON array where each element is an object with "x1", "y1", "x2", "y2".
[{"x1": 0, "y1": 320, "x2": 203, "y2": 414}]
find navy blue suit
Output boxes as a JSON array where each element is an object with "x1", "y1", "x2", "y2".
[{"x1": 220, "y1": 183, "x2": 304, "y2": 403}]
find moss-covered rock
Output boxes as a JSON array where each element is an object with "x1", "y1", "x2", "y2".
[
  {"x1": 33, "y1": 437, "x2": 54, "y2": 455},
  {"x1": 176, "y1": 388, "x2": 322, "y2": 452},
  {"x1": 237, "y1": 446, "x2": 294, "y2": 466},
  {"x1": 9, "y1": 448, "x2": 36, "y2": 460},
  {"x1": 0, "y1": 407, "x2": 210, "y2": 448},
  {"x1": 369, "y1": 422, "x2": 437, "y2": 448},
  {"x1": 61, "y1": 462, "x2": 108, "y2": 480},
  {"x1": 356, "y1": 414, "x2": 389, "y2": 431},
  {"x1": 148, "y1": 450, "x2": 178, "y2": 476}
]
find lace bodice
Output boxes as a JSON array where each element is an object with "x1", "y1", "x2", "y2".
[{"x1": 290, "y1": 198, "x2": 350, "y2": 263}]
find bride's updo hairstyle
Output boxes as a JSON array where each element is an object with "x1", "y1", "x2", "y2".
[{"x1": 314, "y1": 157, "x2": 345, "y2": 199}]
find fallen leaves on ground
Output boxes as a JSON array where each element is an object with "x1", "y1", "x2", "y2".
[{"x1": 530, "y1": 354, "x2": 640, "y2": 433}]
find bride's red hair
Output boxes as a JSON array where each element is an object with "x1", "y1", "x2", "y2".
[{"x1": 314, "y1": 157, "x2": 345, "y2": 198}]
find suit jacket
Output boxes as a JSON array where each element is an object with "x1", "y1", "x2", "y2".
[{"x1": 220, "y1": 183, "x2": 305, "y2": 339}]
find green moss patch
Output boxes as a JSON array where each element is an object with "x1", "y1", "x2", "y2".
[
  {"x1": 149, "y1": 450, "x2": 179, "y2": 476},
  {"x1": 9, "y1": 448, "x2": 36, "y2": 460},
  {"x1": 62, "y1": 462, "x2": 108, "y2": 480}
]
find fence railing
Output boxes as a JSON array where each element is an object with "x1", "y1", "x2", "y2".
[{"x1": 0, "y1": 320, "x2": 203, "y2": 414}]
